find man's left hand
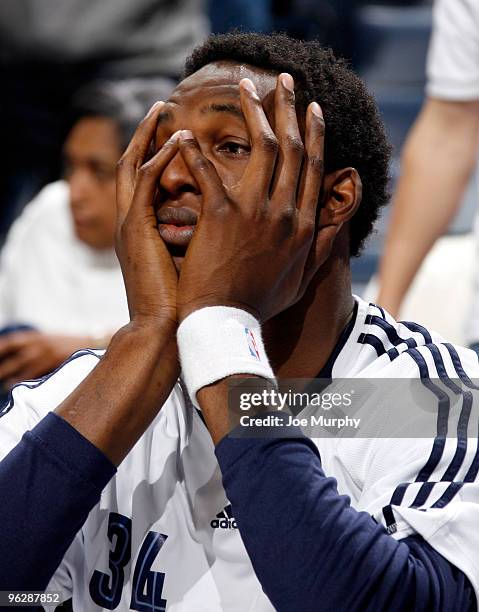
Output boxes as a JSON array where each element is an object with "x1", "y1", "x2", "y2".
[{"x1": 177, "y1": 73, "x2": 326, "y2": 323}]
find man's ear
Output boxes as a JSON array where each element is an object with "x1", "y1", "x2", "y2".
[
  {"x1": 318, "y1": 167, "x2": 362, "y2": 231},
  {"x1": 299, "y1": 168, "x2": 363, "y2": 289},
  {"x1": 305, "y1": 168, "x2": 362, "y2": 283}
]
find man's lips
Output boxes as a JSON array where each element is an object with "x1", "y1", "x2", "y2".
[
  {"x1": 156, "y1": 207, "x2": 198, "y2": 249},
  {"x1": 158, "y1": 224, "x2": 195, "y2": 247}
]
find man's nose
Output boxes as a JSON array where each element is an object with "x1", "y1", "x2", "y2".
[
  {"x1": 159, "y1": 150, "x2": 200, "y2": 199},
  {"x1": 69, "y1": 169, "x2": 91, "y2": 206}
]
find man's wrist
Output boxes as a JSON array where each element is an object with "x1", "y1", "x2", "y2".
[
  {"x1": 109, "y1": 319, "x2": 177, "y2": 359},
  {"x1": 57, "y1": 318, "x2": 179, "y2": 466},
  {"x1": 128, "y1": 315, "x2": 177, "y2": 336},
  {"x1": 178, "y1": 299, "x2": 261, "y2": 325},
  {"x1": 177, "y1": 306, "x2": 275, "y2": 407}
]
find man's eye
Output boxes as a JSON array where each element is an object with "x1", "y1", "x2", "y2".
[{"x1": 218, "y1": 141, "x2": 250, "y2": 156}]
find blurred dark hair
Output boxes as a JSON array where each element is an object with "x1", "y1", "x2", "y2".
[
  {"x1": 184, "y1": 32, "x2": 391, "y2": 257},
  {"x1": 70, "y1": 78, "x2": 175, "y2": 151}
]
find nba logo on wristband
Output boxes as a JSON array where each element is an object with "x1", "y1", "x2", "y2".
[
  {"x1": 245, "y1": 327, "x2": 260, "y2": 360},
  {"x1": 178, "y1": 307, "x2": 276, "y2": 406}
]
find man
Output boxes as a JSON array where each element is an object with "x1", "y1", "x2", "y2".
[
  {"x1": 0, "y1": 33, "x2": 477, "y2": 610},
  {"x1": 376, "y1": 0, "x2": 479, "y2": 345},
  {"x1": 0, "y1": 79, "x2": 172, "y2": 388}
]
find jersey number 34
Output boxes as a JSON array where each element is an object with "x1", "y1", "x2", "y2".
[{"x1": 89, "y1": 512, "x2": 168, "y2": 611}]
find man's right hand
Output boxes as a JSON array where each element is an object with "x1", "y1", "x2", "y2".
[
  {"x1": 54, "y1": 102, "x2": 182, "y2": 466},
  {"x1": 116, "y1": 101, "x2": 179, "y2": 328}
]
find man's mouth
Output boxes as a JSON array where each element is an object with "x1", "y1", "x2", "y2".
[{"x1": 156, "y1": 207, "x2": 198, "y2": 252}]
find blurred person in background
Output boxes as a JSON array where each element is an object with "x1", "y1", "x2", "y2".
[
  {"x1": 0, "y1": 78, "x2": 173, "y2": 390},
  {"x1": 375, "y1": 0, "x2": 479, "y2": 345},
  {"x1": 0, "y1": 0, "x2": 208, "y2": 239}
]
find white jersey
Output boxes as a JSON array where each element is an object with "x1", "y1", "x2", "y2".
[{"x1": 1, "y1": 297, "x2": 479, "y2": 610}]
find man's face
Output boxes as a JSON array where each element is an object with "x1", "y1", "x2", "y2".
[
  {"x1": 63, "y1": 116, "x2": 121, "y2": 250},
  {"x1": 155, "y1": 62, "x2": 283, "y2": 266}
]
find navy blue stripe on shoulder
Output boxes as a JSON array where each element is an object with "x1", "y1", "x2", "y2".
[
  {"x1": 368, "y1": 302, "x2": 386, "y2": 320},
  {"x1": 366, "y1": 315, "x2": 418, "y2": 351},
  {"x1": 399, "y1": 320, "x2": 433, "y2": 345},
  {"x1": 389, "y1": 347, "x2": 450, "y2": 507},
  {"x1": 357, "y1": 333, "x2": 391, "y2": 358},
  {"x1": 0, "y1": 349, "x2": 102, "y2": 419},
  {"x1": 392, "y1": 344, "x2": 478, "y2": 510},
  {"x1": 358, "y1": 314, "x2": 431, "y2": 361},
  {"x1": 442, "y1": 343, "x2": 479, "y2": 390},
  {"x1": 357, "y1": 321, "x2": 479, "y2": 512},
  {"x1": 425, "y1": 343, "x2": 479, "y2": 509}
]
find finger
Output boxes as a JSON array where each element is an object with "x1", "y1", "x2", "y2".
[
  {"x1": 5, "y1": 359, "x2": 44, "y2": 387},
  {"x1": 0, "y1": 332, "x2": 33, "y2": 360},
  {"x1": 127, "y1": 132, "x2": 181, "y2": 222},
  {"x1": 270, "y1": 74, "x2": 304, "y2": 204},
  {"x1": 178, "y1": 131, "x2": 225, "y2": 211},
  {"x1": 116, "y1": 101, "x2": 165, "y2": 223},
  {"x1": 238, "y1": 78, "x2": 278, "y2": 198},
  {"x1": 0, "y1": 351, "x2": 31, "y2": 381},
  {"x1": 297, "y1": 102, "x2": 325, "y2": 221}
]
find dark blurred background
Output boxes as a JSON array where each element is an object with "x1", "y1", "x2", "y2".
[{"x1": 3, "y1": 0, "x2": 460, "y2": 299}]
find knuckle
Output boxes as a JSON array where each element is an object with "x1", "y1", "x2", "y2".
[
  {"x1": 277, "y1": 205, "x2": 296, "y2": 225},
  {"x1": 301, "y1": 218, "x2": 316, "y2": 237},
  {"x1": 283, "y1": 205, "x2": 297, "y2": 219},
  {"x1": 284, "y1": 135, "x2": 304, "y2": 156},
  {"x1": 116, "y1": 157, "x2": 128, "y2": 173},
  {"x1": 258, "y1": 132, "x2": 278, "y2": 154},
  {"x1": 193, "y1": 156, "x2": 211, "y2": 172},
  {"x1": 306, "y1": 154, "x2": 324, "y2": 172},
  {"x1": 137, "y1": 162, "x2": 155, "y2": 178}
]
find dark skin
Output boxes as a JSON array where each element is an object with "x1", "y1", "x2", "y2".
[{"x1": 55, "y1": 61, "x2": 361, "y2": 463}]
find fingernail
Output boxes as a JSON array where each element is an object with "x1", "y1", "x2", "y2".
[
  {"x1": 179, "y1": 129, "x2": 194, "y2": 140},
  {"x1": 310, "y1": 102, "x2": 323, "y2": 117},
  {"x1": 148, "y1": 100, "x2": 163, "y2": 115},
  {"x1": 168, "y1": 130, "x2": 182, "y2": 143},
  {"x1": 281, "y1": 73, "x2": 294, "y2": 93},
  {"x1": 240, "y1": 78, "x2": 256, "y2": 93}
]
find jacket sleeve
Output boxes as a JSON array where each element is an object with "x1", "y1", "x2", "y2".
[
  {"x1": 215, "y1": 427, "x2": 476, "y2": 612},
  {"x1": 0, "y1": 350, "x2": 116, "y2": 591}
]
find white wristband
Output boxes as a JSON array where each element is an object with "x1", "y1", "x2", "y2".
[{"x1": 177, "y1": 306, "x2": 275, "y2": 406}]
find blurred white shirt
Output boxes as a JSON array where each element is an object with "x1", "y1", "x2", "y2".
[
  {"x1": 426, "y1": 0, "x2": 479, "y2": 101},
  {"x1": 412, "y1": 0, "x2": 479, "y2": 344},
  {"x1": 0, "y1": 181, "x2": 129, "y2": 337}
]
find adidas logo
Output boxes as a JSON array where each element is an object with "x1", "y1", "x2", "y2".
[{"x1": 210, "y1": 504, "x2": 237, "y2": 529}]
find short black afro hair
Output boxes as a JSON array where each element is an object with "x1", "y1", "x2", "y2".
[{"x1": 183, "y1": 32, "x2": 391, "y2": 257}]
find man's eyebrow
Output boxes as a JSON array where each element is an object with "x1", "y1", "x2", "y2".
[{"x1": 200, "y1": 103, "x2": 244, "y2": 120}]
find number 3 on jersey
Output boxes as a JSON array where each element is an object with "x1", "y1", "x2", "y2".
[{"x1": 89, "y1": 512, "x2": 168, "y2": 610}]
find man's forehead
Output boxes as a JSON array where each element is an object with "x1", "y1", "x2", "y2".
[{"x1": 169, "y1": 62, "x2": 279, "y2": 103}]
